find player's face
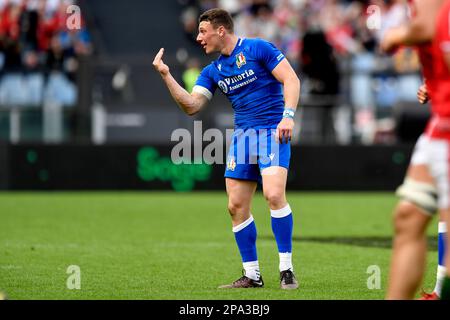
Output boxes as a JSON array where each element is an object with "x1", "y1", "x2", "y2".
[{"x1": 196, "y1": 21, "x2": 222, "y2": 54}]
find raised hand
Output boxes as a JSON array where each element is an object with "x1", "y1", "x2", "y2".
[{"x1": 152, "y1": 48, "x2": 170, "y2": 76}]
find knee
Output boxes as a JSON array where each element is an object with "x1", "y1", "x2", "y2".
[
  {"x1": 393, "y1": 202, "x2": 412, "y2": 232},
  {"x1": 227, "y1": 199, "x2": 246, "y2": 217},
  {"x1": 264, "y1": 189, "x2": 286, "y2": 208},
  {"x1": 393, "y1": 202, "x2": 426, "y2": 237}
]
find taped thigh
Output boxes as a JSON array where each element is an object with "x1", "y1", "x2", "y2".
[{"x1": 396, "y1": 178, "x2": 438, "y2": 215}]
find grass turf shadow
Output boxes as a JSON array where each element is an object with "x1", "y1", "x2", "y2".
[{"x1": 259, "y1": 235, "x2": 438, "y2": 251}]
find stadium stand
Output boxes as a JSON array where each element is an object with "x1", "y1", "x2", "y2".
[
  {"x1": 0, "y1": 0, "x2": 428, "y2": 145},
  {"x1": 0, "y1": 0, "x2": 91, "y2": 142}
]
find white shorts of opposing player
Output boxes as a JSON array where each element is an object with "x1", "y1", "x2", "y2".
[{"x1": 410, "y1": 134, "x2": 450, "y2": 210}]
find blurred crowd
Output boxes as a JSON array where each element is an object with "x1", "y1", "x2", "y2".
[
  {"x1": 179, "y1": 0, "x2": 423, "y2": 144},
  {"x1": 180, "y1": 0, "x2": 416, "y2": 66},
  {"x1": 0, "y1": 0, "x2": 91, "y2": 107}
]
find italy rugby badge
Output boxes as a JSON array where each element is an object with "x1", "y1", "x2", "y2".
[{"x1": 236, "y1": 52, "x2": 246, "y2": 68}]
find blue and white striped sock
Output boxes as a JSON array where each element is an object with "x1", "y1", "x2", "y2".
[
  {"x1": 271, "y1": 204, "x2": 294, "y2": 272},
  {"x1": 233, "y1": 215, "x2": 260, "y2": 280}
]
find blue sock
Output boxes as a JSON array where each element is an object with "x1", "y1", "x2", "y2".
[
  {"x1": 233, "y1": 216, "x2": 259, "y2": 280},
  {"x1": 233, "y1": 216, "x2": 258, "y2": 263},
  {"x1": 438, "y1": 222, "x2": 446, "y2": 267},
  {"x1": 271, "y1": 204, "x2": 294, "y2": 271},
  {"x1": 435, "y1": 222, "x2": 447, "y2": 295}
]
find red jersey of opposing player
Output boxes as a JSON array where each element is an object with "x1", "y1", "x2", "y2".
[{"x1": 420, "y1": 0, "x2": 450, "y2": 138}]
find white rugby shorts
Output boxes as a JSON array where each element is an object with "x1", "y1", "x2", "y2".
[{"x1": 410, "y1": 134, "x2": 450, "y2": 209}]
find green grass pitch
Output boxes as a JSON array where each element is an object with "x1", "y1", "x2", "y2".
[{"x1": 0, "y1": 192, "x2": 440, "y2": 300}]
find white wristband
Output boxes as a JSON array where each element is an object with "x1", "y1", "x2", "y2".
[{"x1": 283, "y1": 108, "x2": 295, "y2": 119}]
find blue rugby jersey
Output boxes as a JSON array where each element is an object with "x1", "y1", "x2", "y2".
[{"x1": 193, "y1": 38, "x2": 286, "y2": 129}]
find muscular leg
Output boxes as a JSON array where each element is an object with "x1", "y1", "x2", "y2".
[
  {"x1": 262, "y1": 168, "x2": 291, "y2": 260},
  {"x1": 262, "y1": 167, "x2": 298, "y2": 289},
  {"x1": 262, "y1": 166, "x2": 288, "y2": 210},
  {"x1": 224, "y1": 178, "x2": 262, "y2": 282},
  {"x1": 387, "y1": 165, "x2": 435, "y2": 299},
  {"x1": 226, "y1": 178, "x2": 257, "y2": 226}
]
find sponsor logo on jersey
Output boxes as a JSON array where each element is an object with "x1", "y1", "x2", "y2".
[
  {"x1": 218, "y1": 80, "x2": 228, "y2": 93},
  {"x1": 217, "y1": 69, "x2": 257, "y2": 94},
  {"x1": 236, "y1": 52, "x2": 246, "y2": 68}
]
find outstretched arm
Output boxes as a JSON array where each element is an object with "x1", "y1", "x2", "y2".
[
  {"x1": 272, "y1": 58, "x2": 301, "y2": 143},
  {"x1": 152, "y1": 48, "x2": 208, "y2": 116}
]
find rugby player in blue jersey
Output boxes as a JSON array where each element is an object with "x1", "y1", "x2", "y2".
[{"x1": 153, "y1": 8, "x2": 300, "y2": 289}]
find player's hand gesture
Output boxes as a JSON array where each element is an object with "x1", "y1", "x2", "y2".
[
  {"x1": 417, "y1": 84, "x2": 429, "y2": 104},
  {"x1": 276, "y1": 118, "x2": 294, "y2": 144},
  {"x1": 153, "y1": 48, "x2": 170, "y2": 76}
]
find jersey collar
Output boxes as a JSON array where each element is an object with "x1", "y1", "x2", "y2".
[{"x1": 219, "y1": 38, "x2": 245, "y2": 64}]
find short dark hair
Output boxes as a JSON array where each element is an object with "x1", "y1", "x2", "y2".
[{"x1": 198, "y1": 8, "x2": 234, "y2": 33}]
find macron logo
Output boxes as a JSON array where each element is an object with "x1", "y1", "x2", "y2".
[
  {"x1": 218, "y1": 64, "x2": 222, "y2": 71},
  {"x1": 269, "y1": 153, "x2": 275, "y2": 161}
]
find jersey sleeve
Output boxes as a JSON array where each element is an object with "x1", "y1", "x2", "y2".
[
  {"x1": 193, "y1": 64, "x2": 216, "y2": 100},
  {"x1": 252, "y1": 38, "x2": 285, "y2": 72}
]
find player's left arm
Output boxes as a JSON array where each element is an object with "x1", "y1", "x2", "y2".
[{"x1": 272, "y1": 59, "x2": 301, "y2": 144}]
